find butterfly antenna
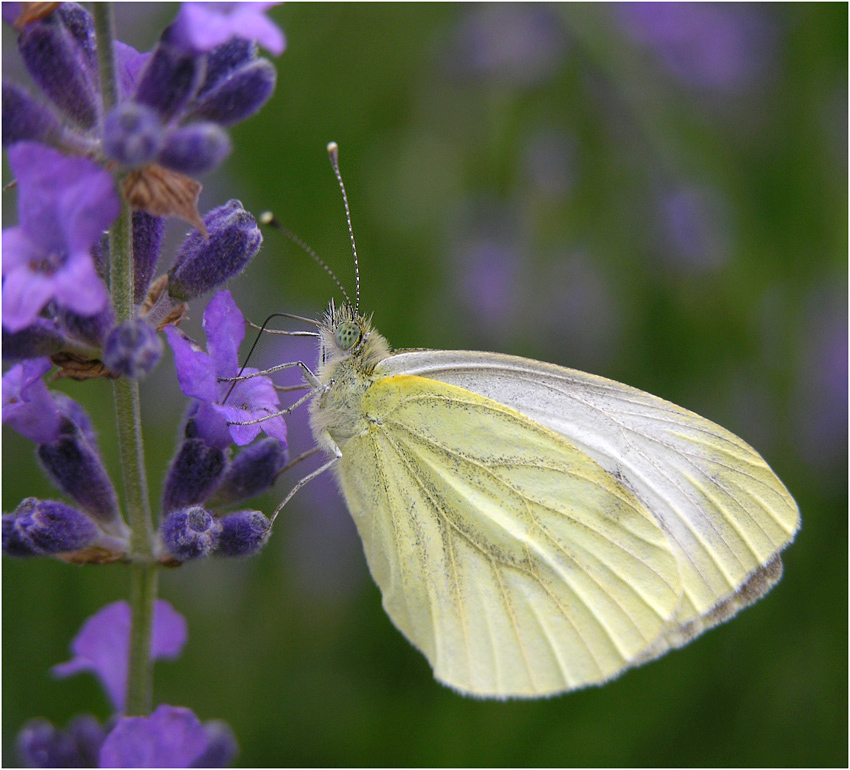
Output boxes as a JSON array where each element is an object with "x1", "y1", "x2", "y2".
[
  {"x1": 327, "y1": 141, "x2": 360, "y2": 315},
  {"x1": 259, "y1": 212, "x2": 352, "y2": 309}
]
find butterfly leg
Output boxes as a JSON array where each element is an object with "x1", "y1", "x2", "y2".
[
  {"x1": 223, "y1": 362, "x2": 326, "y2": 426},
  {"x1": 271, "y1": 430, "x2": 341, "y2": 524}
]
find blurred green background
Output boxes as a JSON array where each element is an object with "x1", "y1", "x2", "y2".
[{"x1": 3, "y1": 3, "x2": 847, "y2": 766}]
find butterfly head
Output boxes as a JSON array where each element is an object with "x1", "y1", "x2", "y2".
[{"x1": 318, "y1": 300, "x2": 390, "y2": 378}]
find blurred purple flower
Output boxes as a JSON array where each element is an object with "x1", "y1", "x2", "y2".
[
  {"x1": 16, "y1": 714, "x2": 109, "y2": 769},
  {"x1": 171, "y1": 2, "x2": 285, "y2": 56},
  {"x1": 53, "y1": 600, "x2": 188, "y2": 713},
  {"x1": 521, "y1": 128, "x2": 577, "y2": 198},
  {"x1": 1, "y1": 357, "x2": 63, "y2": 443},
  {"x1": 100, "y1": 705, "x2": 237, "y2": 768},
  {"x1": 164, "y1": 290, "x2": 288, "y2": 448},
  {"x1": 447, "y1": 3, "x2": 566, "y2": 87},
  {"x1": 657, "y1": 184, "x2": 730, "y2": 274},
  {"x1": 2, "y1": 143, "x2": 118, "y2": 333},
  {"x1": 793, "y1": 286, "x2": 848, "y2": 469},
  {"x1": 458, "y1": 237, "x2": 523, "y2": 334},
  {"x1": 616, "y1": 2, "x2": 775, "y2": 92},
  {"x1": 534, "y1": 252, "x2": 621, "y2": 371}
]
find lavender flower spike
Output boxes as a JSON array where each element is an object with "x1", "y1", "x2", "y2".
[{"x1": 2, "y1": 143, "x2": 119, "y2": 333}]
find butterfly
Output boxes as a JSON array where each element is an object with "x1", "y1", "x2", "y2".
[{"x1": 271, "y1": 144, "x2": 800, "y2": 699}]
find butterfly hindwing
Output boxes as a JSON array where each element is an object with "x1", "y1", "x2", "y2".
[{"x1": 335, "y1": 373, "x2": 683, "y2": 697}]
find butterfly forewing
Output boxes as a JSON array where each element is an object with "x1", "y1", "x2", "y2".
[{"x1": 336, "y1": 373, "x2": 683, "y2": 697}]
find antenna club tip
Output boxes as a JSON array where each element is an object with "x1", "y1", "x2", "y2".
[
  {"x1": 259, "y1": 211, "x2": 275, "y2": 225},
  {"x1": 327, "y1": 141, "x2": 339, "y2": 162}
]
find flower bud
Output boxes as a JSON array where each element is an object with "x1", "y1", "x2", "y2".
[
  {"x1": 56, "y1": 304, "x2": 115, "y2": 348},
  {"x1": 187, "y1": 50, "x2": 276, "y2": 126},
  {"x1": 217, "y1": 510, "x2": 271, "y2": 557},
  {"x1": 53, "y1": 393, "x2": 97, "y2": 447},
  {"x1": 37, "y1": 419, "x2": 122, "y2": 530},
  {"x1": 3, "y1": 498, "x2": 98, "y2": 557},
  {"x1": 91, "y1": 212, "x2": 166, "y2": 304},
  {"x1": 162, "y1": 437, "x2": 227, "y2": 514},
  {"x1": 200, "y1": 39, "x2": 257, "y2": 93},
  {"x1": 134, "y1": 35, "x2": 202, "y2": 122},
  {"x1": 214, "y1": 438, "x2": 288, "y2": 505},
  {"x1": 103, "y1": 101, "x2": 164, "y2": 166},
  {"x1": 133, "y1": 212, "x2": 166, "y2": 303},
  {"x1": 193, "y1": 720, "x2": 238, "y2": 768},
  {"x1": 17, "y1": 3, "x2": 99, "y2": 129},
  {"x1": 103, "y1": 320, "x2": 162, "y2": 379},
  {"x1": 65, "y1": 715, "x2": 109, "y2": 768},
  {"x1": 14, "y1": 714, "x2": 108, "y2": 769},
  {"x1": 168, "y1": 200, "x2": 261, "y2": 301},
  {"x1": 160, "y1": 506, "x2": 221, "y2": 561},
  {"x1": 16, "y1": 718, "x2": 83, "y2": 768},
  {"x1": 2, "y1": 319, "x2": 65, "y2": 361},
  {"x1": 2, "y1": 82, "x2": 62, "y2": 147},
  {"x1": 158, "y1": 122, "x2": 231, "y2": 174}
]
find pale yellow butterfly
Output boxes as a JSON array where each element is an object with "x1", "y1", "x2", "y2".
[{"x1": 272, "y1": 143, "x2": 800, "y2": 699}]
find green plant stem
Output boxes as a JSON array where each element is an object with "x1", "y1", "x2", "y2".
[
  {"x1": 94, "y1": 2, "x2": 159, "y2": 716},
  {"x1": 93, "y1": 4, "x2": 118, "y2": 112}
]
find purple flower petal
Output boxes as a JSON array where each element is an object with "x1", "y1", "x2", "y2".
[
  {"x1": 174, "y1": 2, "x2": 285, "y2": 56},
  {"x1": 2, "y1": 143, "x2": 117, "y2": 332},
  {"x1": 1, "y1": 266, "x2": 57, "y2": 333},
  {"x1": 164, "y1": 327, "x2": 220, "y2": 402},
  {"x1": 10, "y1": 143, "x2": 117, "y2": 252},
  {"x1": 194, "y1": 400, "x2": 235, "y2": 449},
  {"x1": 203, "y1": 289, "x2": 244, "y2": 379},
  {"x1": 56, "y1": 169, "x2": 122, "y2": 255},
  {"x1": 52, "y1": 600, "x2": 187, "y2": 713},
  {"x1": 51, "y1": 252, "x2": 111, "y2": 316},
  {"x1": 114, "y1": 41, "x2": 146, "y2": 97},
  {"x1": 213, "y1": 403, "x2": 262, "y2": 446},
  {"x1": 2, "y1": 358, "x2": 63, "y2": 443},
  {"x1": 1, "y1": 226, "x2": 33, "y2": 271},
  {"x1": 166, "y1": 291, "x2": 287, "y2": 448},
  {"x1": 214, "y1": 371, "x2": 287, "y2": 446},
  {"x1": 99, "y1": 705, "x2": 212, "y2": 768}
]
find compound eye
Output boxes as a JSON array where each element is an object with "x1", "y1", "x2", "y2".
[{"x1": 334, "y1": 321, "x2": 361, "y2": 351}]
